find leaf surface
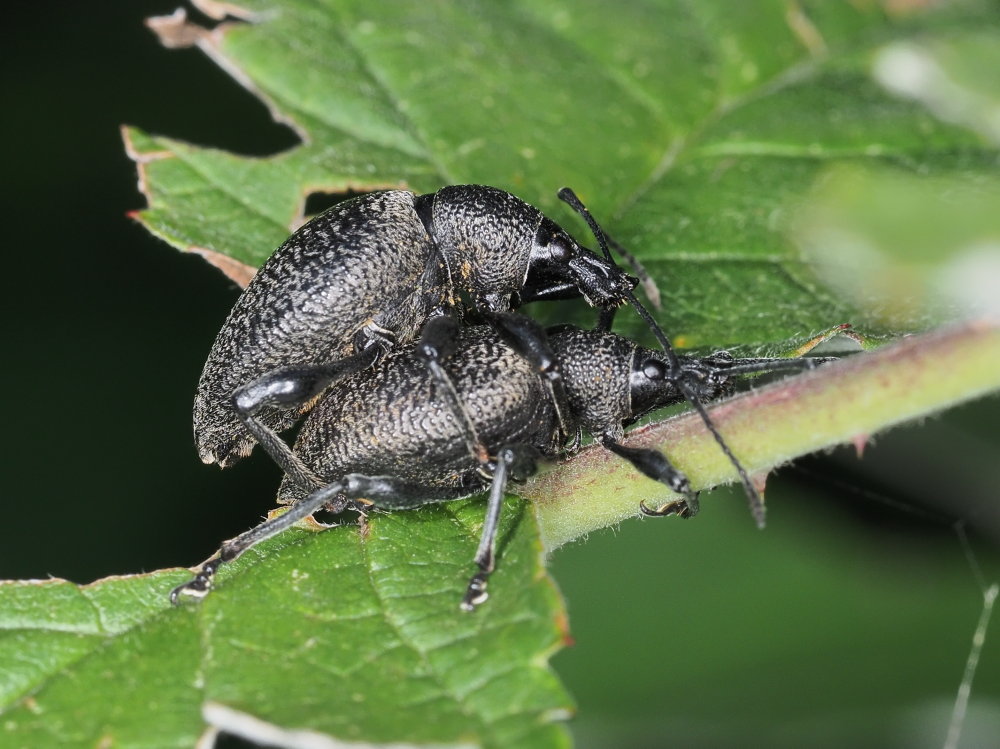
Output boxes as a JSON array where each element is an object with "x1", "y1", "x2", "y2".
[
  {"x1": 130, "y1": 1, "x2": 991, "y2": 347},
  {"x1": 1, "y1": 500, "x2": 570, "y2": 748}
]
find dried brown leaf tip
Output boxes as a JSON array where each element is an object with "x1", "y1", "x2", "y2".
[
  {"x1": 190, "y1": 248, "x2": 257, "y2": 289},
  {"x1": 145, "y1": 4, "x2": 253, "y2": 50},
  {"x1": 145, "y1": 8, "x2": 210, "y2": 49}
]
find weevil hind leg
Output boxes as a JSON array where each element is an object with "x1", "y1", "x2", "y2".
[
  {"x1": 232, "y1": 347, "x2": 382, "y2": 492},
  {"x1": 169, "y1": 474, "x2": 421, "y2": 605}
]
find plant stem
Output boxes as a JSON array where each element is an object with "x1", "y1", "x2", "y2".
[{"x1": 527, "y1": 319, "x2": 1000, "y2": 550}]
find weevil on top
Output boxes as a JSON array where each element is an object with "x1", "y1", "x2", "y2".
[{"x1": 178, "y1": 183, "x2": 834, "y2": 609}]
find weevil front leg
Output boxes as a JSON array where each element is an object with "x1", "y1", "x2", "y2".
[
  {"x1": 416, "y1": 315, "x2": 494, "y2": 472},
  {"x1": 417, "y1": 312, "x2": 571, "y2": 468},
  {"x1": 600, "y1": 434, "x2": 700, "y2": 519}
]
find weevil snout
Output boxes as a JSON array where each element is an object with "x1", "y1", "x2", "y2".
[{"x1": 568, "y1": 253, "x2": 638, "y2": 307}]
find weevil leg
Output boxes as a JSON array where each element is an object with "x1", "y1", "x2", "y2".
[
  {"x1": 479, "y1": 310, "x2": 574, "y2": 445},
  {"x1": 232, "y1": 347, "x2": 382, "y2": 492},
  {"x1": 600, "y1": 435, "x2": 700, "y2": 518},
  {"x1": 517, "y1": 280, "x2": 581, "y2": 303},
  {"x1": 170, "y1": 474, "x2": 408, "y2": 604},
  {"x1": 596, "y1": 307, "x2": 617, "y2": 331},
  {"x1": 462, "y1": 445, "x2": 538, "y2": 612},
  {"x1": 639, "y1": 495, "x2": 701, "y2": 518},
  {"x1": 416, "y1": 315, "x2": 493, "y2": 471}
]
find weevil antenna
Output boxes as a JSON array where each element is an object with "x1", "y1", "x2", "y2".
[
  {"x1": 607, "y1": 233, "x2": 662, "y2": 310},
  {"x1": 559, "y1": 188, "x2": 663, "y2": 309},
  {"x1": 675, "y1": 377, "x2": 767, "y2": 528},
  {"x1": 623, "y1": 288, "x2": 681, "y2": 369},
  {"x1": 557, "y1": 189, "x2": 680, "y2": 364},
  {"x1": 558, "y1": 187, "x2": 614, "y2": 262}
]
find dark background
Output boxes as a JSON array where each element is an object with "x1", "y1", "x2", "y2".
[
  {"x1": 3, "y1": 3, "x2": 999, "y2": 747},
  {"x1": 4, "y1": 2, "x2": 298, "y2": 582}
]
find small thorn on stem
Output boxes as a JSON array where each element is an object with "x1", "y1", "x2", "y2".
[
  {"x1": 792, "y1": 322, "x2": 855, "y2": 357},
  {"x1": 852, "y1": 433, "x2": 870, "y2": 459}
]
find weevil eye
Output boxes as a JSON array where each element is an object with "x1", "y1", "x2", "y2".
[
  {"x1": 642, "y1": 359, "x2": 667, "y2": 380},
  {"x1": 548, "y1": 234, "x2": 574, "y2": 262}
]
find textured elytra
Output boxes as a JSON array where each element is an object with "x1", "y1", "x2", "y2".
[
  {"x1": 194, "y1": 190, "x2": 441, "y2": 466},
  {"x1": 279, "y1": 326, "x2": 560, "y2": 506}
]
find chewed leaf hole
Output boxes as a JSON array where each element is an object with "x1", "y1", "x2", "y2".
[{"x1": 302, "y1": 189, "x2": 372, "y2": 219}]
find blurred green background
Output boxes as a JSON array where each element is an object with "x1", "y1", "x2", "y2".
[{"x1": 2, "y1": 3, "x2": 998, "y2": 747}]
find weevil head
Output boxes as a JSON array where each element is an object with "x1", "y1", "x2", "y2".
[
  {"x1": 548, "y1": 326, "x2": 754, "y2": 435},
  {"x1": 525, "y1": 216, "x2": 638, "y2": 307},
  {"x1": 627, "y1": 349, "x2": 738, "y2": 423}
]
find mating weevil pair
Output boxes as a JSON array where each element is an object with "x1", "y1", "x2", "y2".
[{"x1": 173, "y1": 185, "x2": 829, "y2": 610}]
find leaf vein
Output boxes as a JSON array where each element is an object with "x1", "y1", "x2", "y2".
[{"x1": 328, "y1": 20, "x2": 454, "y2": 184}]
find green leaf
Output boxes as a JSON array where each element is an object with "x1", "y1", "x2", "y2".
[
  {"x1": 130, "y1": 0, "x2": 992, "y2": 348},
  {"x1": 873, "y1": 28, "x2": 1000, "y2": 147},
  {"x1": 1, "y1": 499, "x2": 571, "y2": 748}
]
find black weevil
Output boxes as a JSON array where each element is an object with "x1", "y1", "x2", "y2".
[
  {"x1": 194, "y1": 185, "x2": 662, "y2": 494},
  {"x1": 174, "y1": 322, "x2": 824, "y2": 610}
]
